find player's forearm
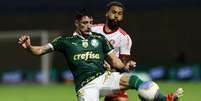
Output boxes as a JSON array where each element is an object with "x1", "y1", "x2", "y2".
[
  {"x1": 27, "y1": 45, "x2": 51, "y2": 56},
  {"x1": 27, "y1": 45, "x2": 44, "y2": 55},
  {"x1": 112, "y1": 58, "x2": 125, "y2": 70},
  {"x1": 107, "y1": 52, "x2": 126, "y2": 70}
]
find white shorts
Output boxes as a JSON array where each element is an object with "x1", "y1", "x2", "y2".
[{"x1": 77, "y1": 71, "x2": 123, "y2": 101}]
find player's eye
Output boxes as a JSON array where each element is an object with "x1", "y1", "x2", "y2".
[
  {"x1": 82, "y1": 21, "x2": 89, "y2": 24},
  {"x1": 112, "y1": 10, "x2": 117, "y2": 14},
  {"x1": 118, "y1": 12, "x2": 123, "y2": 15}
]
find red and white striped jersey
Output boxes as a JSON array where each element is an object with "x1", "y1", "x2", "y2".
[{"x1": 91, "y1": 23, "x2": 132, "y2": 57}]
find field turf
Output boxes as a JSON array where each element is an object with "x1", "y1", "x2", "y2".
[{"x1": 0, "y1": 82, "x2": 200, "y2": 101}]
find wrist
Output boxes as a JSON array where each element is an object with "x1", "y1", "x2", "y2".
[{"x1": 27, "y1": 45, "x2": 32, "y2": 50}]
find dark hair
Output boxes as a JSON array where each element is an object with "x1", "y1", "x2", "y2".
[
  {"x1": 74, "y1": 8, "x2": 92, "y2": 21},
  {"x1": 106, "y1": 1, "x2": 125, "y2": 11}
]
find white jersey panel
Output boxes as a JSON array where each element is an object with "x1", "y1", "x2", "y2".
[{"x1": 91, "y1": 24, "x2": 132, "y2": 57}]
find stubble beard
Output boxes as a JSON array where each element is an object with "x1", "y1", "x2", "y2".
[{"x1": 107, "y1": 19, "x2": 120, "y2": 30}]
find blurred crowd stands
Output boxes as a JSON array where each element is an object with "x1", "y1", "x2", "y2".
[{"x1": 0, "y1": 63, "x2": 200, "y2": 84}]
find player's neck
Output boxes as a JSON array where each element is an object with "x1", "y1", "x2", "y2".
[
  {"x1": 104, "y1": 24, "x2": 119, "y2": 34},
  {"x1": 75, "y1": 30, "x2": 90, "y2": 39}
]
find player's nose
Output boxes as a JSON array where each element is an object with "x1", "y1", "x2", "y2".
[{"x1": 88, "y1": 23, "x2": 92, "y2": 28}]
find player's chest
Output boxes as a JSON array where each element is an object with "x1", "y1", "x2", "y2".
[
  {"x1": 104, "y1": 34, "x2": 122, "y2": 48},
  {"x1": 65, "y1": 38, "x2": 102, "y2": 52}
]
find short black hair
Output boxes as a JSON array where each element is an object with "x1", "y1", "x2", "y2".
[
  {"x1": 74, "y1": 8, "x2": 92, "y2": 21},
  {"x1": 106, "y1": 1, "x2": 125, "y2": 11}
]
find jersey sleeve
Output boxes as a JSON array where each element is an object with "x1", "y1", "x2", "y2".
[
  {"x1": 49, "y1": 36, "x2": 64, "y2": 52},
  {"x1": 101, "y1": 35, "x2": 114, "y2": 55},
  {"x1": 91, "y1": 26, "x2": 96, "y2": 32},
  {"x1": 120, "y1": 34, "x2": 132, "y2": 55}
]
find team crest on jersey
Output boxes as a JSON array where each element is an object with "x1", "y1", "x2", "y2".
[
  {"x1": 91, "y1": 39, "x2": 99, "y2": 47},
  {"x1": 82, "y1": 40, "x2": 88, "y2": 48}
]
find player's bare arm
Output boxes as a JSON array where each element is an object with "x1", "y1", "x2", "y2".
[
  {"x1": 18, "y1": 35, "x2": 52, "y2": 56},
  {"x1": 107, "y1": 52, "x2": 136, "y2": 71}
]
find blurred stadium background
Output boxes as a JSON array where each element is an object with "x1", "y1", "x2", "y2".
[{"x1": 0, "y1": 0, "x2": 201, "y2": 101}]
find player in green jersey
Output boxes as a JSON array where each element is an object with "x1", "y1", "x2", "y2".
[{"x1": 18, "y1": 8, "x2": 183, "y2": 101}]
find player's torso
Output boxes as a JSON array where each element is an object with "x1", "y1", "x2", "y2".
[
  {"x1": 59, "y1": 33, "x2": 109, "y2": 90},
  {"x1": 62, "y1": 34, "x2": 105, "y2": 70},
  {"x1": 91, "y1": 24, "x2": 126, "y2": 57}
]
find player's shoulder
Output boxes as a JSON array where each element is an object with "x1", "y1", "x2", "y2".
[
  {"x1": 93, "y1": 23, "x2": 105, "y2": 27},
  {"x1": 51, "y1": 34, "x2": 65, "y2": 43},
  {"x1": 59, "y1": 34, "x2": 74, "y2": 39},
  {"x1": 117, "y1": 28, "x2": 132, "y2": 41},
  {"x1": 91, "y1": 32, "x2": 106, "y2": 39},
  {"x1": 118, "y1": 27, "x2": 129, "y2": 36},
  {"x1": 53, "y1": 34, "x2": 73, "y2": 41}
]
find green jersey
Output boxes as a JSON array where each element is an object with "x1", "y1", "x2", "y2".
[{"x1": 50, "y1": 32, "x2": 114, "y2": 91}]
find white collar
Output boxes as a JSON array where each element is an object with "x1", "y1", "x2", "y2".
[{"x1": 73, "y1": 32, "x2": 92, "y2": 39}]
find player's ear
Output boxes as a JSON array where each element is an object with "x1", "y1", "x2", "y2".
[
  {"x1": 74, "y1": 20, "x2": 79, "y2": 27},
  {"x1": 105, "y1": 11, "x2": 109, "y2": 17}
]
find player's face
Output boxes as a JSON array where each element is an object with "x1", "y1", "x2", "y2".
[
  {"x1": 76, "y1": 16, "x2": 93, "y2": 35},
  {"x1": 106, "y1": 6, "x2": 123, "y2": 23}
]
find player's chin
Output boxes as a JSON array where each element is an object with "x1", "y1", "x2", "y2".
[
  {"x1": 113, "y1": 19, "x2": 121, "y2": 23},
  {"x1": 83, "y1": 31, "x2": 90, "y2": 35},
  {"x1": 111, "y1": 21, "x2": 120, "y2": 26},
  {"x1": 111, "y1": 20, "x2": 118, "y2": 24}
]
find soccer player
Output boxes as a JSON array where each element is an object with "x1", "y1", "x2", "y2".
[
  {"x1": 91, "y1": 1, "x2": 132, "y2": 101},
  {"x1": 18, "y1": 9, "x2": 183, "y2": 101}
]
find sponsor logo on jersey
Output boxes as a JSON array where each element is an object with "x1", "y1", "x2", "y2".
[
  {"x1": 91, "y1": 39, "x2": 99, "y2": 47},
  {"x1": 73, "y1": 51, "x2": 100, "y2": 60}
]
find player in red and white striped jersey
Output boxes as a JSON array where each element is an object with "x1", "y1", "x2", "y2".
[{"x1": 91, "y1": 1, "x2": 133, "y2": 101}]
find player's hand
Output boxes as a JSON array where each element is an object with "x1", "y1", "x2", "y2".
[
  {"x1": 125, "y1": 60, "x2": 136, "y2": 70},
  {"x1": 18, "y1": 35, "x2": 31, "y2": 49}
]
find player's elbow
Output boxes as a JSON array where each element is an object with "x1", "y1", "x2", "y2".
[{"x1": 31, "y1": 49, "x2": 44, "y2": 56}]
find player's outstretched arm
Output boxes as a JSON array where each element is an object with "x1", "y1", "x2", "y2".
[{"x1": 18, "y1": 35, "x2": 52, "y2": 56}]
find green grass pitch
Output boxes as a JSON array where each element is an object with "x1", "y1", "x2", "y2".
[{"x1": 0, "y1": 82, "x2": 200, "y2": 101}]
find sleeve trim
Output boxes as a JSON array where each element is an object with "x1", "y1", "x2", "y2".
[
  {"x1": 48, "y1": 43, "x2": 54, "y2": 51},
  {"x1": 107, "y1": 49, "x2": 115, "y2": 55}
]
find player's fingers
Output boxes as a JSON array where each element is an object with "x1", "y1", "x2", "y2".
[
  {"x1": 18, "y1": 37, "x2": 25, "y2": 44},
  {"x1": 17, "y1": 41, "x2": 22, "y2": 44},
  {"x1": 23, "y1": 35, "x2": 30, "y2": 41},
  {"x1": 21, "y1": 35, "x2": 27, "y2": 39},
  {"x1": 18, "y1": 35, "x2": 28, "y2": 44},
  {"x1": 22, "y1": 35, "x2": 27, "y2": 40},
  {"x1": 27, "y1": 35, "x2": 30, "y2": 39},
  {"x1": 18, "y1": 38, "x2": 22, "y2": 42},
  {"x1": 18, "y1": 38, "x2": 24, "y2": 44},
  {"x1": 128, "y1": 61, "x2": 136, "y2": 66},
  {"x1": 128, "y1": 61, "x2": 136, "y2": 69},
  {"x1": 131, "y1": 61, "x2": 136, "y2": 65},
  {"x1": 22, "y1": 43, "x2": 27, "y2": 48},
  {"x1": 21, "y1": 36, "x2": 29, "y2": 43}
]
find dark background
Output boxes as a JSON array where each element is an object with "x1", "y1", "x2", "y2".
[{"x1": 0, "y1": 0, "x2": 201, "y2": 69}]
